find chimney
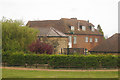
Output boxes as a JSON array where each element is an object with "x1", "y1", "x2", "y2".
[
  {"x1": 71, "y1": 18, "x2": 77, "y2": 20},
  {"x1": 78, "y1": 21, "x2": 80, "y2": 31}
]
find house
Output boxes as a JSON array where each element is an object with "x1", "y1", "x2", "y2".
[
  {"x1": 27, "y1": 18, "x2": 104, "y2": 52},
  {"x1": 33, "y1": 27, "x2": 68, "y2": 54},
  {"x1": 89, "y1": 33, "x2": 120, "y2": 54}
]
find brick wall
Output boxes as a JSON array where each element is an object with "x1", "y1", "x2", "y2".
[
  {"x1": 39, "y1": 37, "x2": 68, "y2": 54},
  {"x1": 67, "y1": 34, "x2": 104, "y2": 50}
]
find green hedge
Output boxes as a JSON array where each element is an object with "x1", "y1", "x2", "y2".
[
  {"x1": 2, "y1": 52, "x2": 119, "y2": 69},
  {"x1": 8, "y1": 52, "x2": 25, "y2": 66}
]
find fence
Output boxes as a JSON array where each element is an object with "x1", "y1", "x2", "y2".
[{"x1": 61, "y1": 48, "x2": 85, "y2": 55}]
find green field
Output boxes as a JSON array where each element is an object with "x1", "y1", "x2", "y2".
[{"x1": 2, "y1": 69, "x2": 118, "y2": 78}]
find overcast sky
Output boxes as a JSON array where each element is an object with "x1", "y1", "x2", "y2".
[{"x1": 0, "y1": 0, "x2": 119, "y2": 37}]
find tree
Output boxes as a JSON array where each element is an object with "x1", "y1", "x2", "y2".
[
  {"x1": 2, "y1": 18, "x2": 38, "y2": 52},
  {"x1": 28, "y1": 40, "x2": 53, "y2": 54},
  {"x1": 97, "y1": 24, "x2": 104, "y2": 35}
]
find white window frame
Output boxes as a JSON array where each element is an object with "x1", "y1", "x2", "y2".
[
  {"x1": 82, "y1": 26, "x2": 86, "y2": 31},
  {"x1": 68, "y1": 36, "x2": 72, "y2": 48},
  {"x1": 73, "y1": 36, "x2": 77, "y2": 44},
  {"x1": 91, "y1": 26, "x2": 95, "y2": 32},
  {"x1": 95, "y1": 38, "x2": 98, "y2": 42},
  {"x1": 85, "y1": 37, "x2": 88, "y2": 42},
  {"x1": 90, "y1": 38, "x2": 92, "y2": 42},
  {"x1": 71, "y1": 26, "x2": 74, "y2": 31}
]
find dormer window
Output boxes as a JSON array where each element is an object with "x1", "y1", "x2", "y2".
[
  {"x1": 91, "y1": 26, "x2": 95, "y2": 32},
  {"x1": 82, "y1": 26, "x2": 86, "y2": 31},
  {"x1": 89, "y1": 26, "x2": 95, "y2": 32},
  {"x1": 71, "y1": 26, "x2": 74, "y2": 31}
]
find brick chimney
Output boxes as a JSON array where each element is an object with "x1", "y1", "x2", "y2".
[{"x1": 71, "y1": 18, "x2": 77, "y2": 20}]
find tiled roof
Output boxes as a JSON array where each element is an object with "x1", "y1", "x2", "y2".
[
  {"x1": 36, "y1": 27, "x2": 67, "y2": 37},
  {"x1": 89, "y1": 33, "x2": 120, "y2": 53},
  {"x1": 27, "y1": 18, "x2": 103, "y2": 35}
]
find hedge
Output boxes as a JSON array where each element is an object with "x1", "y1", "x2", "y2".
[
  {"x1": 2, "y1": 52, "x2": 119, "y2": 69},
  {"x1": 8, "y1": 52, "x2": 25, "y2": 66}
]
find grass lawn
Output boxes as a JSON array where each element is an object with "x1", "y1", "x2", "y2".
[{"x1": 2, "y1": 69, "x2": 118, "y2": 78}]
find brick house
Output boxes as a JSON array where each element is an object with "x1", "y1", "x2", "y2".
[{"x1": 27, "y1": 18, "x2": 104, "y2": 51}]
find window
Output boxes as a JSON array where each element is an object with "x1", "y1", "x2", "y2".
[
  {"x1": 73, "y1": 36, "x2": 77, "y2": 44},
  {"x1": 95, "y1": 38, "x2": 98, "y2": 42},
  {"x1": 68, "y1": 36, "x2": 72, "y2": 48},
  {"x1": 85, "y1": 37, "x2": 88, "y2": 42},
  {"x1": 71, "y1": 26, "x2": 74, "y2": 31},
  {"x1": 80, "y1": 25, "x2": 82, "y2": 29},
  {"x1": 82, "y1": 26, "x2": 86, "y2": 31},
  {"x1": 89, "y1": 26, "x2": 92, "y2": 30},
  {"x1": 90, "y1": 38, "x2": 92, "y2": 42},
  {"x1": 91, "y1": 26, "x2": 95, "y2": 32},
  {"x1": 69, "y1": 36, "x2": 72, "y2": 43}
]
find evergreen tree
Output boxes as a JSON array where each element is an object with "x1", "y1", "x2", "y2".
[{"x1": 97, "y1": 24, "x2": 104, "y2": 35}]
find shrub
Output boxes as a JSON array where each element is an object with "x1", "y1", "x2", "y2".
[
  {"x1": 24, "y1": 54, "x2": 37, "y2": 67},
  {"x1": 2, "y1": 51, "x2": 11, "y2": 66},
  {"x1": 28, "y1": 40, "x2": 53, "y2": 54},
  {"x1": 84, "y1": 55, "x2": 99, "y2": 68},
  {"x1": 37, "y1": 54, "x2": 50, "y2": 64},
  {"x1": 49, "y1": 55, "x2": 118, "y2": 69},
  {"x1": 2, "y1": 52, "x2": 119, "y2": 69},
  {"x1": 7, "y1": 51, "x2": 25, "y2": 66},
  {"x1": 117, "y1": 55, "x2": 120, "y2": 68},
  {"x1": 100, "y1": 55, "x2": 118, "y2": 68}
]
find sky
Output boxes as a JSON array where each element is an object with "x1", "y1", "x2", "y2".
[{"x1": 0, "y1": 0, "x2": 119, "y2": 37}]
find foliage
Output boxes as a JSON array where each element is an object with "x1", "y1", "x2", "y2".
[
  {"x1": 98, "y1": 55, "x2": 118, "y2": 68},
  {"x1": 7, "y1": 51, "x2": 25, "y2": 66},
  {"x1": 40, "y1": 37, "x2": 59, "y2": 54},
  {"x1": 37, "y1": 54, "x2": 50, "y2": 64},
  {"x1": 2, "y1": 18, "x2": 38, "y2": 52},
  {"x1": 2, "y1": 52, "x2": 119, "y2": 69},
  {"x1": 28, "y1": 40, "x2": 53, "y2": 54},
  {"x1": 25, "y1": 54, "x2": 38, "y2": 67},
  {"x1": 49, "y1": 55, "x2": 99, "y2": 68},
  {"x1": 97, "y1": 24, "x2": 104, "y2": 35},
  {"x1": 2, "y1": 51, "x2": 11, "y2": 65}
]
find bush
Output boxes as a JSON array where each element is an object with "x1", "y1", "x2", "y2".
[
  {"x1": 2, "y1": 52, "x2": 119, "y2": 69},
  {"x1": 84, "y1": 55, "x2": 99, "y2": 68},
  {"x1": 24, "y1": 54, "x2": 38, "y2": 67},
  {"x1": 37, "y1": 54, "x2": 50, "y2": 64},
  {"x1": 28, "y1": 40, "x2": 53, "y2": 54},
  {"x1": 49, "y1": 55, "x2": 99, "y2": 68},
  {"x1": 7, "y1": 51, "x2": 25, "y2": 66},
  {"x1": 2, "y1": 51, "x2": 11, "y2": 66},
  {"x1": 48, "y1": 55, "x2": 118, "y2": 69},
  {"x1": 100, "y1": 55, "x2": 118, "y2": 68}
]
